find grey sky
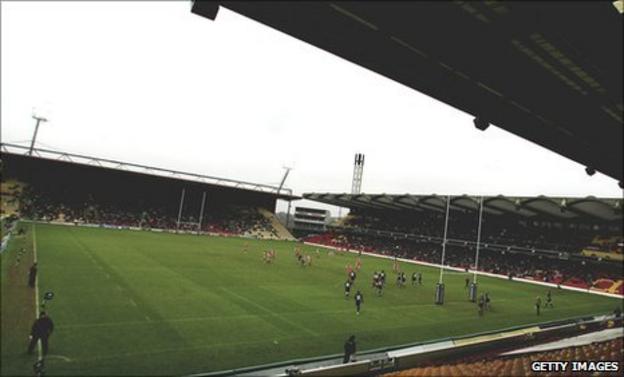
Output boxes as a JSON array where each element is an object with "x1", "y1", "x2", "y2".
[{"x1": 2, "y1": 2, "x2": 621, "y2": 215}]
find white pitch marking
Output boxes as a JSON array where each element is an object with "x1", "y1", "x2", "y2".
[
  {"x1": 32, "y1": 224, "x2": 43, "y2": 361},
  {"x1": 45, "y1": 354, "x2": 73, "y2": 362},
  {"x1": 220, "y1": 287, "x2": 319, "y2": 337},
  {"x1": 129, "y1": 298, "x2": 137, "y2": 307}
]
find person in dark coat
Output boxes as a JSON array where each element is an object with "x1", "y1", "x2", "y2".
[
  {"x1": 28, "y1": 262, "x2": 38, "y2": 288},
  {"x1": 343, "y1": 335, "x2": 356, "y2": 363},
  {"x1": 27, "y1": 311, "x2": 54, "y2": 355}
]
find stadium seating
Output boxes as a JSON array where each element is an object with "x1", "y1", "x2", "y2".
[
  {"x1": 384, "y1": 337, "x2": 623, "y2": 377},
  {"x1": 581, "y1": 236, "x2": 623, "y2": 262},
  {"x1": 0, "y1": 180, "x2": 25, "y2": 219},
  {"x1": 14, "y1": 182, "x2": 287, "y2": 239},
  {"x1": 343, "y1": 210, "x2": 617, "y2": 255},
  {"x1": 304, "y1": 231, "x2": 623, "y2": 287}
]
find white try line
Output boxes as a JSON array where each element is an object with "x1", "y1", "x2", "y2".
[
  {"x1": 304, "y1": 242, "x2": 624, "y2": 299},
  {"x1": 32, "y1": 223, "x2": 43, "y2": 361}
]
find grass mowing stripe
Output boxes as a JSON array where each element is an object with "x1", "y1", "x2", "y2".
[
  {"x1": 67, "y1": 231, "x2": 189, "y2": 346},
  {"x1": 55, "y1": 299, "x2": 496, "y2": 330},
  {"x1": 220, "y1": 287, "x2": 320, "y2": 337},
  {"x1": 56, "y1": 298, "x2": 473, "y2": 328}
]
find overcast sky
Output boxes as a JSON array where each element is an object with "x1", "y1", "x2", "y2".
[{"x1": 2, "y1": 2, "x2": 621, "y2": 215}]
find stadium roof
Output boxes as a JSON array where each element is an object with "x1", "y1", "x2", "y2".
[
  {"x1": 303, "y1": 193, "x2": 623, "y2": 222},
  {"x1": 193, "y1": 1, "x2": 623, "y2": 182},
  {"x1": 1, "y1": 143, "x2": 299, "y2": 200}
]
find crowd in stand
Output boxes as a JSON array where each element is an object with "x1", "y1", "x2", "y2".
[
  {"x1": 305, "y1": 230, "x2": 623, "y2": 289},
  {"x1": 17, "y1": 185, "x2": 277, "y2": 237},
  {"x1": 344, "y1": 210, "x2": 617, "y2": 254}
]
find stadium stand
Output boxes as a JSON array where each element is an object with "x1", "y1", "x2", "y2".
[
  {"x1": 340, "y1": 208, "x2": 615, "y2": 255},
  {"x1": 195, "y1": 2, "x2": 624, "y2": 183},
  {"x1": 302, "y1": 192, "x2": 623, "y2": 292},
  {"x1": 582, "y1": 236, "x2": 623, "y2": 262},
  {"x1": 2, "y1": 152, "x2": 296, "y2": 239},
  {"x1": 0, "y1": 179, "x2": 25, "y2": 219},
  {"x1": 384, "y1": 337, "x2": 623, "y2": 377},
  {"x1": 304, "y1": 231, "x2": 622, "y2": 291}
]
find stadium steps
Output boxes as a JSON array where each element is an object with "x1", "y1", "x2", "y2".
[{"x1": 257, "y1": 207, "x2": 295, "y2": 241}]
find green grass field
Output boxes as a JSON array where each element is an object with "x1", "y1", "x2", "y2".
[{"x1": 1, "y1": 223, "x2": 622, "y2": 376}]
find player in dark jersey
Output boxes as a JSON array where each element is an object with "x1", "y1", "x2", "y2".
[
  {"x1": 465, "y1": 277, "x2": 470, "y2": 289},
  {"x1": 354, "y1": 290, "x2": 363, "y2": 315},
  {"x1": 478, "y1": 295, "x2": 485, "y2": 316},
  {"x1": 485, "y1": 292, "x2": 491, "y2": 310},
  {"x1": 380, "y1": 270, "x2": 386, "y2": 285},
  {"x1": 417, "y1": 272, "x2": 423, "y2": 285},
  {"x1": 349, "y1": 270, "x2": 356, "y2": 283},
  {"x1": 545, "y1": 290, "x2": 553, "y2": 308},
  {"x1": 412, "y1": 272, "x2": 418, "y2": 286},
  {"x1": 375, "y1": 279, "x2": 384, "y2": 296},
  {"x1": 535, "y1": 296, "x2": 542, "y2": 315},
  {"x1": 344, "y1": 280, "x2": 352, "y2": 299}
]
